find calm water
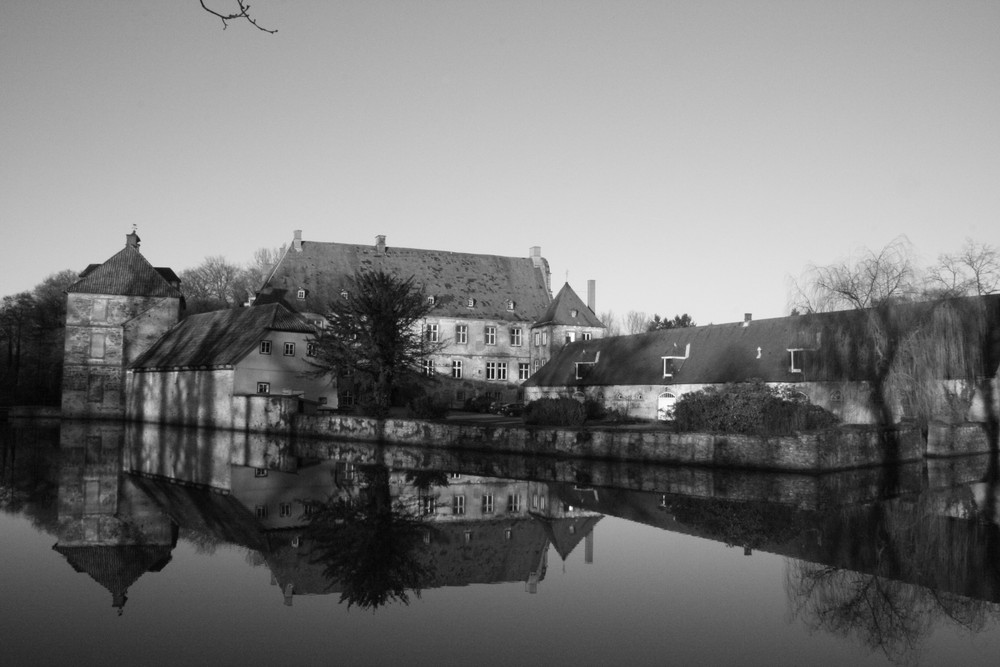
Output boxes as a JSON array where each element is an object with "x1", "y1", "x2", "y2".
[{"x1": 3, "y1": 419, "x2": 1000, "y2": 667}]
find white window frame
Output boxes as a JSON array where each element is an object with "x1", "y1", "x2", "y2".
[
  {"x1": 788, "y1": 349, "x2": 804, "y2": 373},
  {"x1": 582, "y1": 332, "x2": 592, "y2": 341},
  {"x1": 283, "y1": 342, "x2": 295, "y2": 356},
  {"x1": 485, "y1": 326, "x2": 496, "y2": 345},
  {"x1": 453, "y1": 495, "x2": 466, "y2": 515},
  {"x1": 456, "y1": 324, "x2": 468, "y2": 344},
  {"x1": 497, "y1": 362, "x2": 507, "y2": 381},
  {"x1": 257, "y1": 382, "x2": 270, "y2": 394},
  {"x1": 518, "y1": 362, "x2": 530, "y2": 380},
  {"x1": 422, "y1": 359, "x2": 434, "y2": 376},
  {"x1": 510, "y1": 327, "x2": 522, "y2": 346},
  {"x1": 482, "y1": 494, "x2": 494, "y2": 513},
  {"x1": 451, "y1": 360, "x2": 463, "y2": 378},
  {"x1": 486, "y1": 361, "x2": 498, "y2": 380},
  {"x1": 426, "y1": 323, "x2": 439, "y2": 343},
  {"x1": 259, "y1": 340, "x2": 271, "y2": 355}
]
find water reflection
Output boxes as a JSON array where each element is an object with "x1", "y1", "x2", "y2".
[{"x1": 4, "y1": 419, "x2": 1000, "y2": 664}]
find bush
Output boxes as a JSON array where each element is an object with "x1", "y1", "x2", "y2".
[
  {"x1": 408, "y1": 395, "x2": 450, "y2": 419},
  {"x1": 463, "y1": 394, "x2": 494, "y2": 413},
  {"x1": 523, "y1": 398, "x2": 587, "y2": 426},
  {"x1": 673, "y1": 381, "x2": 838, "y2": 436}
]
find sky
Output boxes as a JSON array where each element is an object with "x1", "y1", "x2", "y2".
[{"x1": 2, "y1": 1, "x2": 998, "y2": 325}]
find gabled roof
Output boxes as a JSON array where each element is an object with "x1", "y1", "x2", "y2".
[
  {"x1": 52, "y1": 544, "x2": 173, "y2": 612},
  {"x1": 533, "y1": 282, "x2": 604, "y2": 329},
  {"x1": 131, "y1": 303, "x2": 314, "y2": 370},
  {"x1": 526, "y1": 295, "x2": 1000, "y2": 389},
  {"x1": 254, "y1": 235, "x2": 552, "y2": 321},
  {"x1": 69, "y1": 244, "x2": 182, "y2": 298}
]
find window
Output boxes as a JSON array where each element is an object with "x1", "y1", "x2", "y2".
[
  {"x1": 89, "y1": 333, "x2": 106, "y2": 359},
  {"x1": 788, "y1": 349, "x2": 804, "y2": 373},
  {"x1": 453, "y1": 495, "x2": 466, "y2": 515},
  {"x1": 486, "y1": 361, "x2": 507, "y2": 381},
  {"x1": 340, "y1": 390, "x2": 355, "y2": 406},
  {"x1": 482, "y1": 494, "x2": 495, "y2": 513},
  {"x1": 508, "y1": 494, "x2": 522, "y2": 513},
  {"x1": 507, "y1": 300, "x2": 515, "y2": 311},
  {"x1": 257, "y1": 382, "x2": 270, "y2": 394},
  {"x1": 283, "y1": 342, "x2": 295, "y2": 356},
  {"x1": 340, "y1": 289, "x2": 349, "y2": 299},
  {"x1": 485, "y1": 326, "x2": 496, "y2": 345},
  {"x1": 582, "y1": 332, "x2": 592, "y2": 341},
  {"x1": 259, "y1": 340, "x2": 272, "y2": 355},
  {"x1": 467, "y1": 298, "x2": 476, "y2": 308},
  {"x1": 279, "y1": 503, "x2": 292, "y2": 518},
  {"x1": 422, "y1": 359, "x2": 434, "y2": 376},
  {"x1": 307, "y1": 342, "x2": 318, "y2": 357},
  {"x1": 575, "y1": 362, "x2": 594, "y2": 380},
  {"x1": 426, "y1": 323, "x2": 439, "y2": 342},
  {"x1": 427, "y1": 295, "x2": 436, "y2": 306},
  {"x1": 255, "y1": 505, "x2": 268, "y2": 519},
  {"x1": 518, "y1": 363, "x2": 530, "y2": 380},
  {"x1": 542, "y1": 332, "x2": 549, "y2": 345},
  {"x1": 296, "y1": 288, "x2": 306, "y2": 300},
  {"x1": 570, "y1": 309, "x2": 578, "y2": 318},
  {"x1": 510, "y1": 328, "x2": 522, "y2": 346},
  {"x1": 533, "y1": 332, "x2": 541, "y2": 346},
  {"x1": 419, "y1": 495, "x2": 435, "y2": 515},
  {"x1": 254, "y1": 468, "x2": 268, "y2": 477},
  {"x1": 456, "y1": 324, "x2": 468, "y2": 344},
  {"x1": 452, "y1": 360, "x2": 463, "y2": 378}
]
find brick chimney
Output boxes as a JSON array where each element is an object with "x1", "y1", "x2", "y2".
[
  {"x1": 529, "y1": 246, "x2": 551, "y2": 293},
  {"x1": 376, "y1": 235, "x2": 386, "y2": 255},
  {"x1": 126, "y1": 230, "x2": 140, "y2": 250},
  {"x1": 587, "y1": 279, "x2": 596, "y2": 313},
  {"x1": 293, "y1": 229, "x2": 302, "y2": 252}
]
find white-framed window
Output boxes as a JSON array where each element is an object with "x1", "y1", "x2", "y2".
[
  {"x1": 570, "y1": 309, "x2": 578, "y2": 318},
  {"x1": 582, "y1": 332, "x2": 592, "y2": 341},
  {"x1": 533, "y1": 332, "x2": 541, "y2": 346},
  {"x1": 456, "y1": 324, "x2": 468, "y2": 344},
  {"x1": 508, "y1": 494, "x2": 521, "y2": 513},
  {"x1": 467, "y1": 298, "x2": 476, "y2": 308},
  {"x1": 498, "y1": 362, "x2": 507, "y2": 380},
  {"x1": 296, "y1": 288, "x2": 306, "y2": 300},
  {"x1": 453, "y1": 495, "x2": 466, "y2": 515},
  {"x1": 510, "y1": 328, "x2": 522, "y2": 346},
  {"x1": 485, "y1": 326, "x2": 496, "y2": 345},
  {"x1": 486, "y1": 362, "x2": 498, "y2": 380},
  {"x1": 419, "y1": 495, "x2": 435, "y2": 515},
  {"x1": 518, "y1": 363, "x2": 530, "y2": 380},
  {"x1": 427, "y1": 295, "x2": 436, "y2": 306},
  {"x1": 259, "y1": 340, "x2": 271, "y2": 355},
  {"x1": 422, "y1": 359, "x2": 434, "y2": 376},
  {"x1": 340, "y1": 289, "x2": 349, "y2": 299},
  {"x1": 482, "y1": 494, "x2": 495, "y2": 513},
  {"x1": 788, "y1": 349, "x2": 804, "y2": 373},
  {"x1": 257, "y1": 382, "x2": 270, "y2": 394},
  {"x1": 567, "y1": 331, "x2": 576, "y2": 343},
  {"x1": 542, "y1": 332, "x2": 549, "y2": 345},
  {"x1": 307, "y1": 342, "x2": 318, "y2": 356},
  {"x1": 533, "y1": 359, "x2": 541, "y2": 372},
  {"x1": 426, "y1": 323, "x2": 439, "y2": 342},
  {"x1": 506, "y1": 300, "x2": 515, "y2": 311},
  {"x1": 657, "y1": 392, "x2": 677, "y2": 421},
  {"x1": 283, "y1": 342, "x2": 295, "y2": 356},
  {"x1": 451, "y1": 360, "x2": 463, "y2": 378}
]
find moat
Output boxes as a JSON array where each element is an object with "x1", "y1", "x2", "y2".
[{"x1": 4, "y1": 418, "x2": 1000, "y2": 666}]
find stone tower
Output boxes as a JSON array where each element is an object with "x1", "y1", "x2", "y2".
[{"x1": 61, "y1": 232, "x2": 182, "y2": 418}]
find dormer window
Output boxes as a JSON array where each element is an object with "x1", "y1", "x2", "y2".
[
  {"x1": 427, "y1": 296, "x2": 436, "y2": 306},
  {"x1": 296, "y1": 288, "x2": 307, "y2": 300},
  {"x1": 340, "y1": 289, "x2": 349, "y2": 299},
  {"x1": 467, "y1": 298, "x2": 476, "y2": 308},
  {"x1": 570, "y1": 309, "x2": 578, "y2": 318},
  {"x1": 506, "y1": 300, "x2": 515, "y2": 311}
]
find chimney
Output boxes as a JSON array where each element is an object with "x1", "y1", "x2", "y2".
[
  {"x1": 743, "y1": 313, "x2": 752, "y2": 327},
  {"x1": 376, "y1": 235, "x2": 386, "y2": 255},
  {"x1": 587, "y1": 280, "x2": 596, "y2": 313},
  {"x1": 126, "y1": 230, "x2": 141, "y2": 250},
  {"x1": 292, "y1": 229, "x2": 302, "y2": 252},
  {"x1": 529, "y1": 246, "x2": 551, "y2": 293}
]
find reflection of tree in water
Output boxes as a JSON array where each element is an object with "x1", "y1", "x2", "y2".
[
  {"x1": 667, "y1": 497, "x2": 807, "y2": 552},
  {"x1": 304, "y1": 463, "x2": 436, "y2": 611},
  {"x1": 785, "y1": 494, "x2": 1000, "y2": 664}
]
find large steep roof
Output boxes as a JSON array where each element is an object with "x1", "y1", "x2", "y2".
[
  {"x1": 254, "y1": 236, "x2": 552, "y2": 322},
  {"x1": 131, "y1": 303, "x2": 313, "y2": 370},
  {"x1": 69, "y1": 243, "x2": 182, "y2": 298}
]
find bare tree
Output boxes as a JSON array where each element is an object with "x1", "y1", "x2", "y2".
[
  {"x1": 623, "y1": 310, "x2": 649, "y2": 335},
  {"x1": 926, "y1": 238, "x2": 1000, "y2": 298},
  {"x1": 598, "y1": 310, "x2": 621, "y2": 336},
  {"x1": 200, "y1": 0, "x2": 277, "y2": 33},
  {"x1": 180, "y1": 255, "x2": 256, "y2": 313},
  {"x1": 791, "y1": 237, "x2": 918, "y2": 313}
]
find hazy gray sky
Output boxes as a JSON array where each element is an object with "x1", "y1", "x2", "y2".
[{"x1": 2, "y1": 1, "x2": 998, "y2": 324}]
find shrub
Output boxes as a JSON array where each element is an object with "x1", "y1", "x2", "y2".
[
  {"x1": 408, "y1": 395, "x2": 450, "y2": 419},
  {"x1": 523, "y1": 397, "x2": 587, "y2": 426},
  {"x1": 673, "y1": 381, "x2": 838, "y2": 436}
]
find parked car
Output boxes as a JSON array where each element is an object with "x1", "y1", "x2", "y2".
[{"x1": 499, "y1": 402, "x2": 524, "y2": 417}]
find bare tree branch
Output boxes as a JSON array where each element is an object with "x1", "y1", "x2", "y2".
[{"x1": 200, "y1": 0, "x2": 277, "y2": 33}]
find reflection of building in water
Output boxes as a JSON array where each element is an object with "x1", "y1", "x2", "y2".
[
  {"x1": 226, "y1": 462, "x2": 601, "y2": 604},
  {"x1": 52, "y1": 421, "x2": 176, "y2": 614}
]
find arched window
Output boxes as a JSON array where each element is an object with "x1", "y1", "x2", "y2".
[{"x1": 657, "y1": 392, "x2": 677, "y2": 421}]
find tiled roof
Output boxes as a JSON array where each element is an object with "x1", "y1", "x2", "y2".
[
  {"x1": 69, "y1": 244, "x2": 182, "y2": 298},
  {"x1": 52, "y1": 544, "x2": 173, "y2": 611},
  {"x1": 131, "y1": 303, "x2": 314, "y2": 370},
  {"x1": 526, "y1": 295, "x2": 1000, "y2": 389},
  {"x1": 254, "y1": 238, "x2": 552, "y2": 321},
  {"x1": 533, "y1": 282, "x2": 604, "y2": 328}
]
